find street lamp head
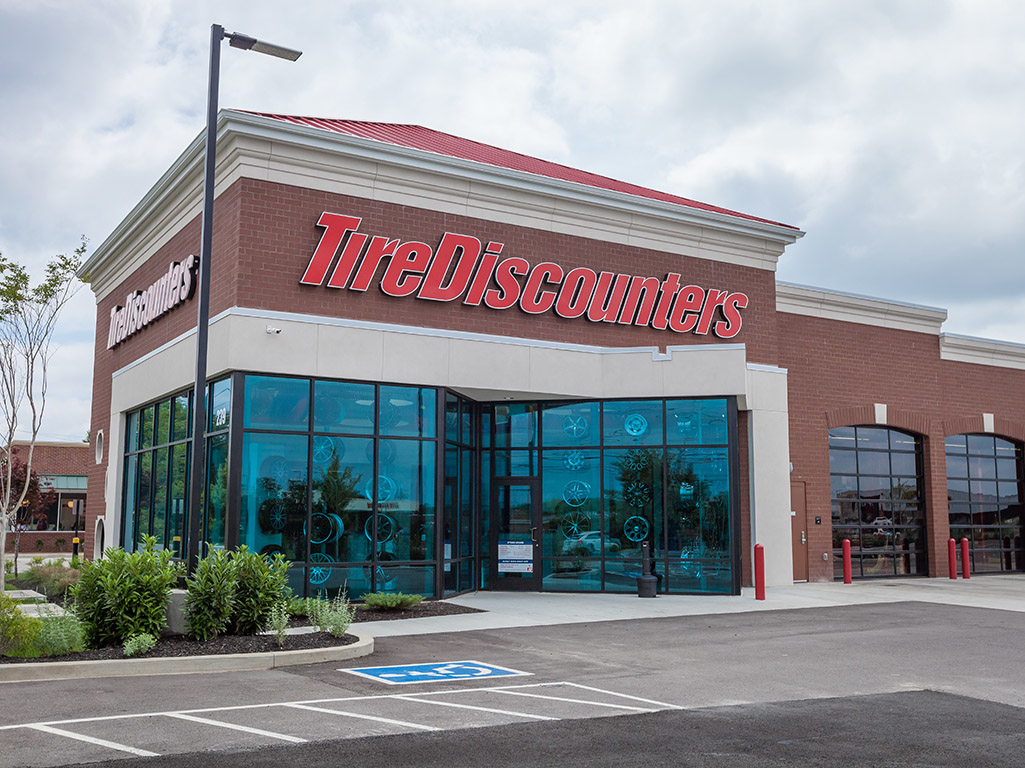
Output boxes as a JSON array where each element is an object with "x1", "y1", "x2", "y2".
[{"x1": 227, "y1": 31, "x2": 302, "y2": 61}]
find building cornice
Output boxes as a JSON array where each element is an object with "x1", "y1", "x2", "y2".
[
  {"x1": 776, "y1": 281, "x2": 947, "y2": 336},
  {"x1": 81, "y1": 110, "x2": 804, "y2": 299},
  {"x1": 940, "y1": 333, "x2": 1025, "y2": 370}
]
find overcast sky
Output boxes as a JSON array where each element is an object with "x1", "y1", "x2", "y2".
[{"x1": 2, "y1": 0, "x2": 1024, "y2": 441}]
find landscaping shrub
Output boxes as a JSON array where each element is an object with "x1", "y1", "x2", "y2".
[
  {"x1": 310, "y1": 593, "x2": 355, "y2": 637},
  {"x1": 20, "y1": 561, "x2": 81, "y2": 601},
  {"x1": 229, "y1": 547, "x2": 289, "y2": 635},
  {"x1": 266, "y1": 601, "x2": 291, "y2": 647},
  {"x1": 123, "y1": 633, "x2": 157, "y2": 657},
  {"x1": 360, "y1": 591, "x2": 423, "y2": 610},
  {"x1": 184, "y1": 549, "x2": 236, "y2": 641},
  {"x1": 0, "y1": 593, "x2": 39, "y2": 657},
  {"x1": 33, "y1": 606, "x2": 85, "y2": 656},
  {"x1": 71, "y1": 537, "x2": 181, "y2": 648}
]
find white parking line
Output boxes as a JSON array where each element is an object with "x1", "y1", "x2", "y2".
[
  {"x1": 282, "y1": 702, "x2": 439, "y2": 731},
  {"x1": 488, "y1": 689, "x2": 657, "y2": 712},
  {"x1": 25, "y1": 724, "x2": 159, "y2": 758},
  {"x1": 392, "y1": 694, "x2": 557, "y2": 721},
  {"x1": 164, "y1": 712, "x2": 308, "y2": 743},
  {"x1": 561, "y1": 682, "x2": 685, "y2": 710}
]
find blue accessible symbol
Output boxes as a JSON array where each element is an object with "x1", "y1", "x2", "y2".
[{"x1": 342, "y1": 660, "x2": 531, "y2": 685}]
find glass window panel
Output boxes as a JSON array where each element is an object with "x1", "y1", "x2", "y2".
[
  {"x1": 209, "y1": 378, "x2": 231, "y2": 432},
  {"x1": 999, "y1": 481, "x2": 1020, "y2": 505},
  {"x1": 445, "y1": 394, "x2": 459, "y2": 442},
  {"x1": 313, "y1": 380, "x2": 375, "y2": 435},
  {"x1": 832, "y1": 500, "x2": 860, "y2": 525},
  {"x1": 970, "y1": 480, "x2": 998, "y2": 503},
  {"x1": 137, "y1": 452, "x2": 152, "y2": 544},
  {"x1": 241, "y1": 433, "x2": 308, "y2": 561},
  {"x1": 494, "y1": 449, "x2": 537, "y2": 477},
  {"x1": 603, "y1": 400, "x2": 663, "y2": 446},
  {"x1": 460, "y1": 400, "x2": 473, "y2": 446},
  {"x1": 996, "y1": 458, "x2": 1019, "y2": 481},
  {"x1": 860, "y1": 501, "x2": 884, "y2": 525},
  {"x1": 541, "y1": 449, "x2": 600, "y2": 558},
  {"x1": 606, "y1": 448, "x2": 663, "y2": 560},
  {"x1": 828, "y1": 427, "x2": 856, "y2": 449},
  {"x1": 856, "y1": 427, "x2": 890, "y2": 450},
  {"x1": 945, "y1": 434, "x2": 967, "y2": 452},
  {"x1": 828, "y1": 449, "x2": 857, "y2": 475},
  {"x1": 125, "y1": 410, "x2": 139, "y2": 453},
  {"x1": 379, "y1": 386, "x2": 436, "y2": 438},
  {"x1": 830, "y1": 475, "x2": 858, "y2": 499},
  {"x1": 857, "y1": 451, "x2": 889, "y2": 476},
  {"x1": 968, "y1": 456, "x2": 997, "y2": 480},
  {"x1": 140, "y1": 406, "x2": 154, "y2": 450},
  {"x1": 205, "y1": 433, "x2": 229, "y2": 554},
  {"x1": 375, "y1": 440, "x2": 435, "y2": 562},
  {"x1": 122, "y1": 454, "x2": 138, "y2": 550},
  {"x1": 373, "y1": 564, "x2": 434, "y2": 596},
  {"x1": 890, "y1": 452, "x2": 917, "y2": 476},
  {"x1": 460, "y1": 448, "x2": 473, "y2": 557},
  {"x1": 168, "y1": 443, "x2": 188, "y2": 558},
  {"x1": 967, "y1": 434, "x2": 995, "y2": 455},
  {"x1": 833, "y1": 527, "x2": 860, "y2": 550},
  {"x1": 604, "y1": 560, "x2": 647, "y2": 592},
  {"x1": 994, "y1": 438, "x2": 1017, "y2": 457},
  {"x1": 493, "y1": 403, "x2": 537, "y2": 448},
  {"x1": 892, "y1": 477, "x2": 918, "y2": 501},
  {"x1": 310, "y1": 436, "x2": 373, "y2": 564},
  {"x1": 541, "y1": 559, "x2": 601, "y2": 591},
  {"x1": 481, "y1": 408, "x2": 492, "y2": 449},
  {"x1": 973, "y1": 549, "x2": 1003, "y2": 572},
  {"x1": 244, "y1": 375, "x2": 309, "y2": 431},
  {"x1": 889, "y1": 431, "x2": 917, "y2": 452},
  {"x1": 946, "y1": 454, "x2": 969, "y2": 480},
  {"x1": 947, "y1": 478, "x2": 970, "y2": 503},
  {"x1": 862, "y1": 554, "x2": 895, "y2": 577},
  {"x1": 1000, "y1": 504, "x2": 1022, "y2": 526},
  {"x1": 310, "y1": 565, "x2": 372, "y2": 600},
  {"x1": 171, "y1": 394, "x2": 191, "y2": 442},
  {"x1": 541, "y1": 402, "x2": 600, "y2": 448},
  {"x1": 948, "y1": 504, "x2": 971, "y2": 527},
  {"x1": 155, "y1": 400, "x2": 170, "y2": 447},
  {"x1": 667, "y1": 447, "x2": 730, "y2": 561},
  {"x1": 858, "y1": 476, "x2": 889, "y2": 501},
  {"x1": 666, "y1": 399, "x2": 728, "y2": 445}
]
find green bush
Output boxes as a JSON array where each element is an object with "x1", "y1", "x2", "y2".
[
  {"x1": 71, "y1": 537, "x2": 181, "y2": 648},
  {"x1": 288, "y1": 596, "x2": 318, "y2": 619},
  {"x1": 33, "y1": 606, "x2": 85, "y2": 656},
  {"x1": 229, "y1": 547, "x2": 289, "y2": 635},
  {"x1": 21, "y1": 562, "x2": 81, "y2": 601},
  {"x1": 0, "y1": 593, "x2": 39, "y2": 657},
  {"x1": 360, "y1": 591, "x2": 423, "y2": 610},
  {"x1": 184, "y1": 549, "x2": 236, "y2": 641},
  {"x1": 310, "y1": 594, "x2": 355, "y2": 637},
  {"x1": 123, "y1": 633, "x2": 157, "y2": 657}
]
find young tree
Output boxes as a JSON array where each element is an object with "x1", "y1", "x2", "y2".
[{"x1": 0, "y1": 240, "x2": 85, "y2": 590}]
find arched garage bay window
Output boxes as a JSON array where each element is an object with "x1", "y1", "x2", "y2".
[
  {"x1": 945, "y1": 434, "x2": 1024, "y2": 574},
  {"x1": 829, "y1": 426, "x2": 927, "y2": 578}
]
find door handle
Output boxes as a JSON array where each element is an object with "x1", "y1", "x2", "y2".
[
  {"x1": 531, "y1": 527, "x2": 538, "y2": 543},
  {"x1": 801, "y1": 531, "x2": 806, "y2": 545}
]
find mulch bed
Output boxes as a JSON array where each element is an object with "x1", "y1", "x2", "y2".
[{"x1": 0, "y1": 600, "x2": 482, "y2": 665}]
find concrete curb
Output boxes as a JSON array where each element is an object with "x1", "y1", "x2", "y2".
[{"x1": 0, "y1": 631, "x2": 374, "y2": 684}]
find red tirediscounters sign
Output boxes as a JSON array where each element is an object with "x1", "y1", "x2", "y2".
[{"x1": 300, "y1": 212, "x2": 750, "y2": 339}]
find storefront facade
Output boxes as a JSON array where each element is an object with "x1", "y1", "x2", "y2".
[{"x1": 79, "y1": 111, "x2": 1025, "y2": 597}]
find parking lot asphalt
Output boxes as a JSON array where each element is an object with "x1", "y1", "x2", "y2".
[{"x1": 3, "y1": 579, "x2": 1025, "y2": 767}]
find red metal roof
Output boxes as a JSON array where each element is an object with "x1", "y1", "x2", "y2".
[{"x1": 244, "y1": 112, "x2": 798, "y2": 231}]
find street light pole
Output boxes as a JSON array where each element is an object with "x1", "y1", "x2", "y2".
[{"x1": 186, "y1": 24, "x2": 301, "y2": 571}]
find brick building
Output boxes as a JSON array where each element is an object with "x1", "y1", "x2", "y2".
[
  {"x1": 77, "y1": 111, "x2": 1025, "y2": 596},
  {"x1": 5, "y1": 442, "x2": 89, "y2": 554}
]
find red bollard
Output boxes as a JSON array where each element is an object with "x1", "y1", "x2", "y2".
[
  {"x1": 754, "y1": 543, "x2": 765, "y2": 600},
  {"x1": 961, "y1": 537, "x2": 971, "y2": 579},
  {"x1": 842, "y1": 538, "x2": 852, "y2": 584},
  {"x1": 948, "y1": 538, "x2": 957, "y2": 579}
]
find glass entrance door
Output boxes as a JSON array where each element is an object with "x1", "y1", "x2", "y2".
[{"x1": 492, "y1": 479, "x2": 540, "y2": 590}]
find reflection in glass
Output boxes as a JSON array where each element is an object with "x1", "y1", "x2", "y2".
[
  {"x1": 205, "y1": 434, "x2": 229, "y2": 554},
  {"x1": 310, "y1": 437, "x2": 371, "y2": 564},
  {"x1": 541, "y1": 450, "x2": 599, "y2": 558},
  {"x1": 315, "y1": 380, "x2": 374, "y2": 434},
  {"x1": 243, "y1": 376, "x2": 309, "y2": 431},
  {"x1": 603, "y1": 400, "x2": 663, "y2": 446},
  {"x1": 241, "y1": 433, "x2": 308, "y2": 560}
]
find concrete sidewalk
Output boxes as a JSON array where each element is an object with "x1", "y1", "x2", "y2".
[{"x1": 357, "y1": 575, "x2": 1025, "y2": 637}]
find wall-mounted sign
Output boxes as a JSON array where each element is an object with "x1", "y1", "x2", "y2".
[
  {"x1": 497, "y1": 539, "x2": 534, "y2": 573},
  {"x1": 300, "y1": 212, "x2": 750, "y2": 339},
  {"x1": 106, "y1": 255, "x2": 198, "y2": 349}
]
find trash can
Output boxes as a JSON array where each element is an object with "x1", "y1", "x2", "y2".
[{"x1": 636, "y1": 573, "x2": 658, "y2": 598}]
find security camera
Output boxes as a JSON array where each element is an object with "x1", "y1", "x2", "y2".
[{"x1": 266, "y1": 326, "x2": 282, "y2": 335}]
